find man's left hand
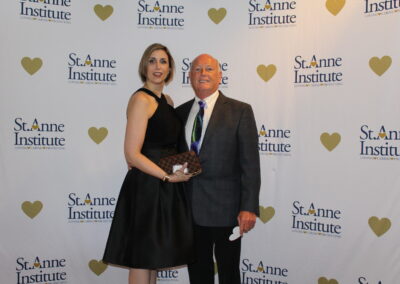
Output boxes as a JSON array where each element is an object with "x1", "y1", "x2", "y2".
[{"x1": 237, "y1": 211, "x2": 257, "y2": 235}]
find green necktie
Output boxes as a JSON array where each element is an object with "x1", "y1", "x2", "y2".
[{"x1": 190, "y1": 100, "x2": 205, "y2": 154}]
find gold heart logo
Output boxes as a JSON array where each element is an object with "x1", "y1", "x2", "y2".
[
  {"x1": 320, "y1": 132, "x2": 341, "y2": 151},
  {"x1": 154, "y1": 6, "x2": 160, "y2": 11},
  {"x1": 21, "y1": 57, "x2": 43, "y2": 75},
  {"x1": 88, "y1": 127, "x2": 108, "y2": 144},
  {"x1": 21, "y1": 201, "x2": 43, "y2": 219},
  {"x1": 85, "y1": 199, "x2": 91, "y2": 204},
  {"x1": 259, "y1": 206, "x2": 275, "y2": 224},
  {"x1": 310, "y1": 61, "x2": 317, "y2": 67},
  {"x1": 368, "y1": 216, "x2": 391, "y2": 237},
  {"x1": 325, "y1": 0, "x2": 345, "y2": 16},
  {"x1": 208, "y1": 8, "x2": 227, "y2": 24},
  {"x1": 94, "y1": 5, "x2": 114, "y2": 21},
  {"x1": 259, "y1": 130, "x2": 266, "y2": 136},
  {"x1": 378, "y1": 132, "x2": 386, "y2": 138},
  {"x1": 369, "y1": 56, "x2": 392, "y2": 76},
  {"x1": 85, "y1": 60, "x2": 92, "y2": 65},
  {"x1": 308, "y1": 209, "x2": 316, "y2": 215},
  {"x1": 34, "y1": 262, "x2": 40, "y2": 268},
  {"x1": 257, "y1": 64, "x2": 277, "y2": 82},
  {"x1": 265, "y1": 4, "x2": 272, "y2": 9},
  {"x1": 318, "y1": 277, "x2": 339, "y2": 284},
  {"x1": 88, "y1": 259, "x2": 107, "y2": 276}
]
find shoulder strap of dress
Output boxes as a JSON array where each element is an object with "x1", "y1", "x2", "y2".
[{"x1": 136, "y1": 88, "x2": 162, "y2": 102}]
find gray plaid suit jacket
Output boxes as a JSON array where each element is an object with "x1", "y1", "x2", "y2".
[{"x1": 176, "y1": 92, "x2": 261, "y2": 227}]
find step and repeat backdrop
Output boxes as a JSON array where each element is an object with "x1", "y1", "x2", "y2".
[{"x1": 1, "y1": 1, "x2": 399, "y2": 284}]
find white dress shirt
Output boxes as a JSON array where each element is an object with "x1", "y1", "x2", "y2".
[{"x1": 185, "y1": 90, "x2": 220, "y2": 152}]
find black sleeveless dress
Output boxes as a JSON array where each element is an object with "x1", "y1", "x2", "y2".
[{"x1": 103, "y1": 88, "x2": 194, "y2": 269}]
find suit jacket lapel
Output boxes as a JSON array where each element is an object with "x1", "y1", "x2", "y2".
[
  {"x1": 181, "y1": 99, "x2": 195, "y2": 151},
  {"x1": 199, "y1": 92, "x2": 228, "y2": 155}
]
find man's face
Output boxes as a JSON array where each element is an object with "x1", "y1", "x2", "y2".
[{"x1": 190, "y1": 55, "x2": 222, "y2": 98}]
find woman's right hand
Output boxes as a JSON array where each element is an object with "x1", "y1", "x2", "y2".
[{"x1": 167, "y1": 162, "x2": 192, "y2": 183}]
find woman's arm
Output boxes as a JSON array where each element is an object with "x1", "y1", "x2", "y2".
[{"x1": 124, "y1": 92, "x2": 190, "y2": 182}]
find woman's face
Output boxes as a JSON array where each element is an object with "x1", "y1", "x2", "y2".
[{"x1": 146, "y1": 49, "x2": 170, "y2": 85}]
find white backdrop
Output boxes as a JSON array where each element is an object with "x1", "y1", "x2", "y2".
[{"x1": 1, "y1": 1, "x2": 399, "y2": 284}]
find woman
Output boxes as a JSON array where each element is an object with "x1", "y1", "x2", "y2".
[{"x1": 103, "y1": 43, "x2": 194, "y2": 284}]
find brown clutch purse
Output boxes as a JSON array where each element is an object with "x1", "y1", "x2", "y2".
[{"x1": 158, "y1": 150, "x2": 202, "y2": 176}]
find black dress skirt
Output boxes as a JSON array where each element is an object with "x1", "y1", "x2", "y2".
[{"x1": 103, "y1": 88, "x2": 194, "y2": 269}]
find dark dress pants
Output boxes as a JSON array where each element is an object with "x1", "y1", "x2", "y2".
[{"x1": 188, "y1": 224, "x2": 241, "y2": 284}]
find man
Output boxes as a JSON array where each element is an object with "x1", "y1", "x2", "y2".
[{"x1": 176, "y1": 54, "x2": 261, "y2": 284}]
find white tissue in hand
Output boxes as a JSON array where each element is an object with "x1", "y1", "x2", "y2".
[
  {"x1": 229, "y1": 226, "x2": 241, "y2": 241},
  {"x1": 173, "y1": 164, "x2": 188, "y2": 174}
]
